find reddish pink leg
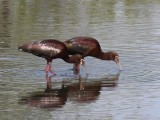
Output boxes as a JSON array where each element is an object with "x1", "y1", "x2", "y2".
[
  {"x1": 45, "y1": 63, "x2": 50, "y2": 75},
  {"x1": 45, "y1": 73, "x2": 49, "y2": 82},
  {"x1": 48, "y1": 62, "x2": 56, "y2": 75},
  {"x1": 45, "y1": 61, "x2": 56, "y2": 75},
  {"x1": 74, "y1": 63, "x2": 80, "y2": 74},
  {"x1": 73, "y1": 59, "x2": 85, "y2": 74},
  {"x1": 45, "y1": 73, "x2": 52, "y2": 87}
]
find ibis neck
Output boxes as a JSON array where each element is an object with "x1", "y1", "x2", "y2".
[{"x1": 99, "y1": 52, "x2": 111, "y2": 60}]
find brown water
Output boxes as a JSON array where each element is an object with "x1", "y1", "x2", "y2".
[{"x1": 1, "y1": 0, "x2": 160, "y2": 120}]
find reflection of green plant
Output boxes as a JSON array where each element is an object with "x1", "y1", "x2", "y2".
[
  {"x1": 124, "y1": 0, "x2": 152, "y2": 23},
  {"x1": 87, "y1": 0, "x2": 116, "y2": 24},
  {"x1": 2, "y1": 0, "x2": 158, "y2": 44}
]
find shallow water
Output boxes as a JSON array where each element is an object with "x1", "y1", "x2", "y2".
[{"x1": 1, "y1": 0, "x2": 160, "y2": 120}]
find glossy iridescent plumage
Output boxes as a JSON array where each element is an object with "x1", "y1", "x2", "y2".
[
  {"x1": 18, "y1": 39, "x2": 82, "y2": 76},
  {"x1": 64, "y1": 36, "x2": 122, "y2": 70}
]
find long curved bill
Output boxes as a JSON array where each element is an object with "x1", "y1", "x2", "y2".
[
  {"x1": 117, "y1": 61, "x2": 122, "y2": 71},
  {"x1": 115, "y1": 56, "x2": 122, "y2": 71}
]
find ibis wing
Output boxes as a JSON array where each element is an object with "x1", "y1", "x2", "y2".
[{"x1": 29, "y1": 40, "x2": 65, "y2": 58}]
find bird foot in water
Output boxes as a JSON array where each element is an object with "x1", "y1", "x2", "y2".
[
  {"x1": 45, "y1": 70, "x2": 56, "y2": 76},
  {"x1": 49, "y1": 70, "x2": 56, "y2": 76}
]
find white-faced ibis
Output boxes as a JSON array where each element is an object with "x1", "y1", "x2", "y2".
[
  {"x1": 64, "y1": 36, "x2": 122, "y2": 70},
  {"x1": 18, "y1": 39, "x2": 82, "y2": 75}
]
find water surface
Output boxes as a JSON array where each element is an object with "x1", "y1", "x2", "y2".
[{"x1": 1, "y1": 0, "x2": 160, "y2": 120}]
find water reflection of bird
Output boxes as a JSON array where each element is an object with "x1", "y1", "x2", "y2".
[
  {"x1": 19, "y1": 75, "x2": 68, "y2": 108},
  {"x1": 19, "y1": 73, "x2": 120, "y2": 108},
  {"x1": 66, "y1": 73, "x2": 120, "y2": 102},
  {"x1": 67, "y1": 79, "x2": 101, "y2": 102},
  {"x1": 100, "y1": 73, "x2": 120, "y2": 88},
  {"x1": 18, "y1": 39, "x2": 82, "y2": 76},
  {"x1": 64, "y1": 36, "x2": 122, "y2": 71}
]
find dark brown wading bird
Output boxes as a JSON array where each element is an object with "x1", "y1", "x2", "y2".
[
  {"x1": 64, "y1": 36, "x2": 122, "y2": 71},
  {"x1": 18, "y1": 39, "x2": 82, "y2": 76}
]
